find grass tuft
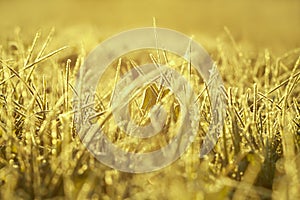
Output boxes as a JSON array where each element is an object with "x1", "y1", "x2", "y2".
[{"x1": 0, "y1": 28, "x2": 299, "y2": 199}]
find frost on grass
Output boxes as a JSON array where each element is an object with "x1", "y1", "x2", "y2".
[
  {"x1": 200, "y1": 63, "x2": 227, "y2": 158},
  {"x1": 0, "y1": 29, "x2": 299, "y2": 199}
]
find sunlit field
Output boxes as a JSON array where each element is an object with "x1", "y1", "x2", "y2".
[{"x1": 0, "y1": 0, "x2": 299, "y2": 199}]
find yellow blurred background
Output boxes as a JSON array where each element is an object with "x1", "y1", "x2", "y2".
[{"x1": 0, "y1": 0, "x2": 299, "y2": 55}]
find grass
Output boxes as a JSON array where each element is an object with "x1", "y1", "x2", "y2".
[
  {"x1": 0, "y1": 0, "x2": 299, "y2": 198},
  {"x1": 0, "y1": 26, "x2": 299, "y2": 200}
]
